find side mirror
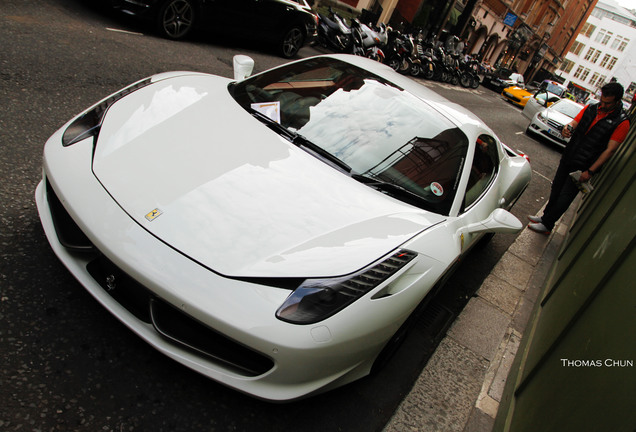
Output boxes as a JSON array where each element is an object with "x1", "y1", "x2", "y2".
[
  {"x1": 233, "y1": 55, "x2": 254, "y2": 81},
  {"x1": 465, "y1": 208, "x2": 522, "y2": 235}
]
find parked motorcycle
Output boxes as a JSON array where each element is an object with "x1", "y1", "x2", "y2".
[
  {"x1": 459, "y1": 56, "x2": 481, "y2": 89},
  {"x1": 383, "y1": 28, "x2": 412, "y2": 73},
  {"x1": 350, "y1": 19, "x2": 388, "y2": 62},
  {"x1": 316, "y1": 8, "x2": 352, "y2": 52}
]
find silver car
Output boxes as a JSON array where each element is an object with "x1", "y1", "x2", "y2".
[{"x1": 525, "y1": 98, "x2": 584, "y2": 147}]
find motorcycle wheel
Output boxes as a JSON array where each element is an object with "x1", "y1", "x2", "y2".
[
  {"x1": 424, "y1": 65, "x2": 435, "y2": 80},
  {"x1": 471, "y1": 75, "x2": 480, "y2": 89},
  {"x1": 398, "y1": 58, "x2": 412, "y2": 75},
  {"x1": 451, "y1": 74, "x2": 459, "y2": 86},
  {"x1": 410, "y1": 63, "x2": 421, "y2": 77},
  {"x1": 387, "y1": 57, "x2": 401, "y2": 72},
  {"x1": 156, "y1": 0, "x2": 196, "y2": 40},
  {"x1": 280, "y1": 26, "x2": 305, "y2": 58},
  {"x1": 460, "y1": 73, "x2": 472, "y2": 88}
]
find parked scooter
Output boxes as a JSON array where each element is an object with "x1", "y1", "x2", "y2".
[
  {"x1": 459, "y1": 56, "x2": 481, "y2": 89},
  {"x1": 350, "y1": 19, "x2": 388, "y2": 62},
  {"x1": 383, "y1": 28, "x2": 412, "y2": 73},
  {"x1": 316, "y1": 8, "x2": 352, "y2": 53}
]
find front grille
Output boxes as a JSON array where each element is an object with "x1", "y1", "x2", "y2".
[
  {"x1": 546, "y1": 119, "x2": 562, "y2": 129},
  {"x1": 504, "y1": 93, "x2": 520, "y2": 102},
  {"x1": 86, "y1": 256, "x2": 274, "y2": 377},
  {"x1": 45, "y1": 180, "x2": 274, "y2": 377}
]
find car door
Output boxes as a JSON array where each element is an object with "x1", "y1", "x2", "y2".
[
  {"x1": 523, "y1": 91, "x2": 548, "y2": 120},
  {"x1": 454, "y1": 134, "x2": 502, "y2": 251}
]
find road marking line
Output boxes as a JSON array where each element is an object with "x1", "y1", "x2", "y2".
[
  {"x1": 533, "y1": 170, "x2": 552, "y2": 182},
  {"x1": 106, "y1": 28, "x2": 144, "y2": 36}
]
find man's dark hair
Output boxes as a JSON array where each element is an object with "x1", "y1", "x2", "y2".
[{"x1": 601, "y1": 82, "x2": 624, "y2": 101}]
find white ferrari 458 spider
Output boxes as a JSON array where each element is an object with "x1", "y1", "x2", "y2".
[{"x1": 36, "y1": 54, "x2": 531, "y2": 401}]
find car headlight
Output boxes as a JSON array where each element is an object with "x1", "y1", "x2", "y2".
[
  {"x1": 62, "y1": 78, "x2": 152, "y2": 147},
  {"x1": 537, "y1": 113, "x2": 545, "y2": 122},
  {"x1": 276, "y1": 250, "x2": 417, "y2": 324}
]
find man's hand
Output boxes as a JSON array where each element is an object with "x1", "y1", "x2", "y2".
[{"x1": 579, "y1": 170, "x2": 592, "y2": 182}]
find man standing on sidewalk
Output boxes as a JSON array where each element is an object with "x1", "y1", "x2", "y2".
[{"x1": 528, "y1": 82, "x2": 630, "y2": 234}]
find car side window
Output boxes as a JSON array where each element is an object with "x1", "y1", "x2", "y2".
[
  {"x1": 534, "y1": 91, "x2": 548, "y2": 105},
  {"x1": 463, "y1": 134, "x2": 499, "y2": 209}
]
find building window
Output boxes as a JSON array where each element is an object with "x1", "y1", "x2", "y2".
[
  {"x1": 581, "y1": 23, "x2": 596, "y2": 38},
  {"x1": 600, "y1": 54, "x2": 611, "y2": 67},
  {"x1": 601, "y1": 31, "x2": 613, "y2": 45},
  {"x1": 594, "y1": 29, "x2": 613, "y2": 45},
  {"x1": 591, "y1": 50, "x2": 600, "y2": 63},
  {"x1": 612, "y1": 36, "x2": 630, "y2": 52},
  {"x1": 573, "y1": 65, "x2": 585, "y2": 79},
  {"x1": 561, "y1": 59, "x2": 575, "y2": 73},
  {"x1": 570, "y1": 41, "x2": 585, "y2": 55},
  {"x1": 607, "y1": 56, "x2": 618, "y2": 70},
  {"x1": 584, "y1": 48, "x2": 595, "y2": 61},
  {"x1": 589, "y1": 73, "x2": 600, "y2": 86},
  {"x1": 580, "y1": 68, "x2": 591, "y2": 81},
  {"x1": 595, "y1": 29, "x2": 606, "y2": 43}
]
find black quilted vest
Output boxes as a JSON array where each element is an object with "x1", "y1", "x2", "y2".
[{"x1": 563, "y1": 103, "x2": 628, "y2": 170}]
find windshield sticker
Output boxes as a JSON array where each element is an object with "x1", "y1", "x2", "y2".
[
  {"x1": 251, "y1": 102, "x2": 281, "y2": 124},
  {"x1": 431, "y1": 182, "x2": 444, "y2": 196}
]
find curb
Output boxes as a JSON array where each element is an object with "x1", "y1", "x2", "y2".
[{"x1": 382, "y1": 204, "x2": 575, "y2": 432}]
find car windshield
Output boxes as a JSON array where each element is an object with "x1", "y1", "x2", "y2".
[
  {"x1": 230, "y1": 57, "x2": 469, "y2": 215},
  {"x1": 544, "y1": 82, "x2": 566, "y2": 96},
  {"x1": 551, "y1": 100, "x2": 583, "y2": 118}
]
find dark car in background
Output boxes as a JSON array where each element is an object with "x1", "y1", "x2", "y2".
[
  {"x1": 481, "y1": 67, "x2": 525, "y2": 93},
  {"x1": 110, "y1": 0, "x2": 318, "y2": 57}
]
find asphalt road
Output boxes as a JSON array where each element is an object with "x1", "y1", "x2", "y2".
[{"x1": 0, "y1": 1, "x2": 563, "y2": 431}]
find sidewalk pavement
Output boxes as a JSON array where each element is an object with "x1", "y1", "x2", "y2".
[{"x1": 382, "y1": 204, "x2": 576, "y2": 432}]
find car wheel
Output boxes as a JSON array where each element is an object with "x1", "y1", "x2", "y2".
[
  {"x1": 280, "y1": 26, "x2": 304, "y2": 58},
  {"x1": 157, "y1": 0, "x2": 195, "y2": 40}
]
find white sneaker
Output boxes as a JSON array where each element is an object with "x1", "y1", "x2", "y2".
[
  {"x1": 527, "y1": 215, "x2": 542, "y2": 223},
  {"x1": 528, "y1": 222, "x2": 551, "y2": 234}
]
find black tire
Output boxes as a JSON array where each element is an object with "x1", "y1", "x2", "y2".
[
  {"x1": 471, "y1": 75, "x2": 480, "y2": 89},
  {"x1": 398, "y1": 58, "x2": 412, "y2": 75},
  {"x1": 424, "y1": 64, "x2": 435, "y2": 80},
  {"x1": 460, "y1": 72, "x2": 472, "y2": 88},
  {"x1": 410, "y1": 63, "x2": 421, "y2": 77},
  {"x1": 157, "y1": 0, "x2": 195, "y2": 40},
  {"x1": 280, "y1": 26, "x2": 305, "y2": 58},
  {"x1": 387, "y1": 57, "x2": 401, "y2": 71}
]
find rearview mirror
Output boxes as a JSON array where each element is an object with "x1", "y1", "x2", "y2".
[
  {"x1": 233, "y1": 55, "x2": 254, "y2": 81},
  {"x1": 465, "y1": 208, "x2": 522, "y2": 235}
]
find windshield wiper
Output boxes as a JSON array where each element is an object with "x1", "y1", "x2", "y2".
[
  {"x1": 249, "y1": 109, "x2": 352, "y2": 173},
  {"x1": 352, "y1": 174, "x2": 433, "y2": 210}
]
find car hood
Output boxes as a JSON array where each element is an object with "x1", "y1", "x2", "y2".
[
  {"x1": 92, "y1": 74, "x2": 443, "y2": 278},
  {"x1": 543, "y1": 109, "x2": 572, "y2": 125}
]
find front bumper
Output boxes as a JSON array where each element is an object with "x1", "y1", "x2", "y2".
[
  {"x1": 528, "y1": 117, "x2": 568, "y2": 147},
  {"x1": 35, "y1": 125, "x2": 440, "y2": 401}
]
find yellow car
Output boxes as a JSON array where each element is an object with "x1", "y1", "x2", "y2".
[
  {"x1": 502, "y1": 86, "x2": 534, "y2": 107},
  {"x1": 503, "y1": 80, "x2": 571, "y2": 108}
]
